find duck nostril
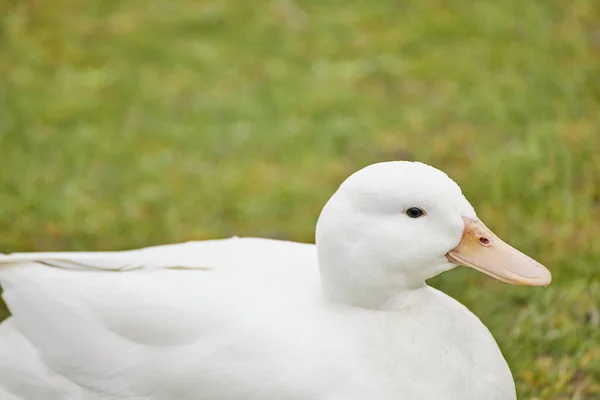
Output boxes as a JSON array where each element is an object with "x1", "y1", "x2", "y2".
[{"x1": 478, "y1": 237, "x2": 490, "y2": 245}]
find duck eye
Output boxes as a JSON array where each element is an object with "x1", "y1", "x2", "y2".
[{"x1": 405, "y1": 207, "x2": 425, "y2": 218}]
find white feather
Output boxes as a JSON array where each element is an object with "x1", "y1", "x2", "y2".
[{"x1": 0, "y1": 162, "x2": 517, "y2": 400}]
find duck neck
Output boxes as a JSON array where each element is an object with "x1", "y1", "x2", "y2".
[
  {"x1": 318, "y1": 252, "x2": 428, "y2": 310},
  {"x1": 320, "y1": 278, "x2": 427, "y2": 310}
]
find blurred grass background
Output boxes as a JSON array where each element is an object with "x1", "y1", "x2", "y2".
[{"x1": 0, "y1": 0, "x2": 599, "y2": 398}]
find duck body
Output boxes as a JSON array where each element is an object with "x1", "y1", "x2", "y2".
[{"x1": 0, "y1": 238, "x2": 514, "y2": 400}]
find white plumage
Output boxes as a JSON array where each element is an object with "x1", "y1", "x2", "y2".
[{"x1": 0, "y1": 161, "x2": 550, "y2": 399}]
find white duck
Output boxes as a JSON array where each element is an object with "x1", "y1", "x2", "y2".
[{"x1": 0, "y1": 161, "x2": 551, "y2": 400}]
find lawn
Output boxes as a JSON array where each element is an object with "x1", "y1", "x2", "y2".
[{"x1": 0, "y1": 0, "x2": 599, "y2": 398}]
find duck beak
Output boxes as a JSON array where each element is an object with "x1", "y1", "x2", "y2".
[{"x1": 446, "y1": 217, "x2": 551, "y2": 286}]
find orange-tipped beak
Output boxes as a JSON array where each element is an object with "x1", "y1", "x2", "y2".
[{"x1": 446, "y1": 217, "x2": 551, "y2": 286}]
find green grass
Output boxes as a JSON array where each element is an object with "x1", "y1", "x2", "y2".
[{"x1": 1, "y1": 0, "x2": 599, "y2": 398}]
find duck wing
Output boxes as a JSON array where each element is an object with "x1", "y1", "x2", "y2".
[{"x1": 0, "y1": 238, "x2": 319, "y2": 399}]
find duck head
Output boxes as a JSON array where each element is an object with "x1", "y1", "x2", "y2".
[{"x1": 315, "y1": 161, "x2": 551, "y2": 307}]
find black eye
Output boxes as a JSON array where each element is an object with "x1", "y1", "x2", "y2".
[{"x1": 405, "y1": 207, "x2": 425, "y2": 218}]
